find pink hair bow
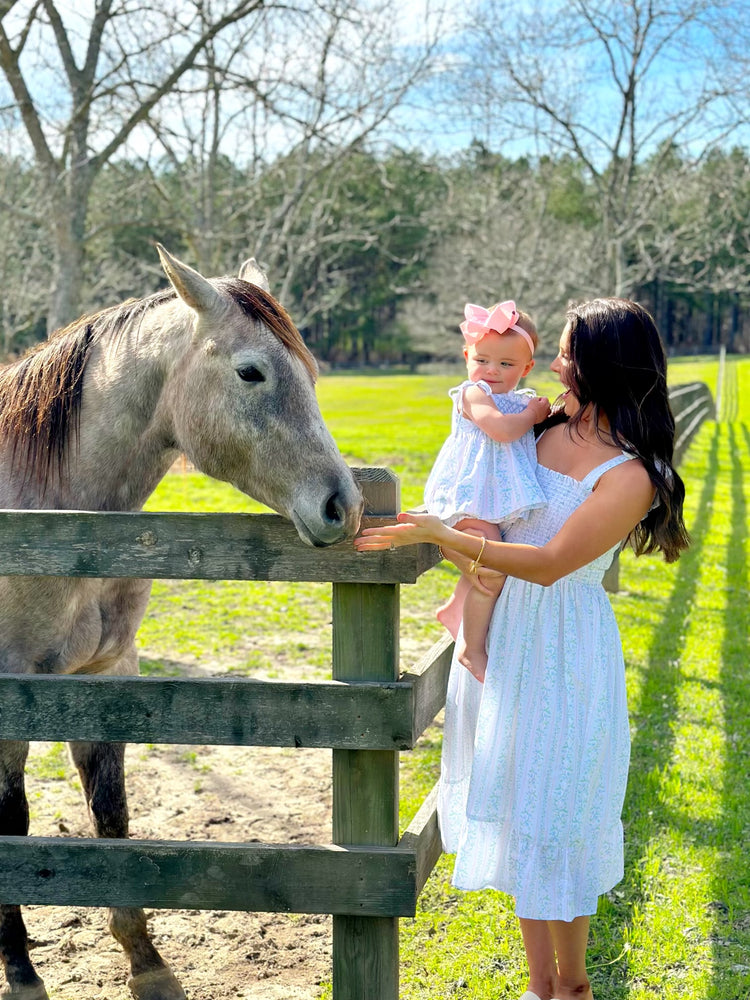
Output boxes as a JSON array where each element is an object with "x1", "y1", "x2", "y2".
[{"x1": 460, "y1": 300, "x2": 534, "y2": 355}]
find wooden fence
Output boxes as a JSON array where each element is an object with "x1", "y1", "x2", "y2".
[
  {"x1": 0, "y1": 468, "x2": 445, "y2": 1000},
  {"x1": 670, "y1": 381, "x2": 716, "y2": 463},
  {"x1": 0, "y1": 382, "x2": 716, "y2": 998}
]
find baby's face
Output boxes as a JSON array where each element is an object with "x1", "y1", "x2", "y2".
[{"x1": 464, "y1": 331, "x2": 534, "y2": 393}]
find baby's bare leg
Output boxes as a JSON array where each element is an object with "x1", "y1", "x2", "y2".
[
  {"x1": 436, "y1": 518, "x2": 496, "y2": 639},
  {"x1": 457, "y1": 580, "x2": 505, "y2": 682},
  {"x1": 436, "y1": 574, "x2": 470, "y2": 639},
  {"x1": 454, "y1": 522, "x2": 504, "y2": 682}
]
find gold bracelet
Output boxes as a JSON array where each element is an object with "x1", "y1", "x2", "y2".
[
  {"x1": 468, "y1": 536, "x2": 487, "y2": 575},
  {"x1": 437, "y1": 546, "x2": 445, "y2": 560}
]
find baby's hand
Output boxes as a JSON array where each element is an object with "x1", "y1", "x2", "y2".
[{"x1": 527, "y1": 396, "x2": 551, "y2": 423}]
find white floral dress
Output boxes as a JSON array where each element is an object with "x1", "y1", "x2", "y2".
[
  {"x1": 424, "y1": 381, "x2": 546, "y2": 527},
  {"x1": 437, "y1": 454, "x2": 634, "y2": 921}
]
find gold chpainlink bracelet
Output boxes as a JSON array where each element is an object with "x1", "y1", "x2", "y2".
[{"x1": 468, "y1": 536, "x2": 487, "y2": 575}]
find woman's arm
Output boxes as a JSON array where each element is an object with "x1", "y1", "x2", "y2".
[
  {"x1": 355, "y1": 460, "x2": 655, "y2": 586},
  {"x1": 463, "y1": 386, "x2": 550, "y2": 443}
]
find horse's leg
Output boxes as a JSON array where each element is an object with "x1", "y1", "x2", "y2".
[
  {"x1": 0, "y1": 740, "x2": 49, "y2": 1000},
  {"x1": 69, "y1": 741, "x2": 186, "y2": 1000}
]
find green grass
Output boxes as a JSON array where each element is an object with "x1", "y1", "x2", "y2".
[
  {"x1": 27, "y1": 742, "x2": 70, "y2": 781},
  {"x1": 138, "y1": 355, "x2": 749, "y2": 999}
]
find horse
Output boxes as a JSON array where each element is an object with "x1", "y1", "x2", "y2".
[{"x1": 0, "y1": 245, "x2": 363, "y2": 1000}]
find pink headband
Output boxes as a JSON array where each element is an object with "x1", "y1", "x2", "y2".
[{"x1": 460, "y1": 301, "x2": 535, "y2": 356}]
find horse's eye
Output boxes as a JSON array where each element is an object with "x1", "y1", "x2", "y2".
[{"x1": 236, "y1": 365, "x2": 265, "y2": 383}]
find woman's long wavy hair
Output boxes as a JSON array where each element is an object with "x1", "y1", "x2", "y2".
[{"x1": 558, "y1": 297, "x2": 689, "y2": 563}]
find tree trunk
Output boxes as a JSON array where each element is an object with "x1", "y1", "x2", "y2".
[
  {"x1": 665, "y1": 296, "x2": 675, "y2": 349},
  {"x1": 47, "y1": 161, "x2": 92, "y2": 335},
  {"x1": 702, "y1": 293, "x2": 714, "y2": 351},
  {"x1": 730, "y1": 293, "x2": 739, "y2": 352},
  {"x1": 48, "y1": 217, "x2": 84, "y2": 335}
]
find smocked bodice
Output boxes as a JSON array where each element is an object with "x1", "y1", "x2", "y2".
[{"x1": 501, "y1": 454, "x2": 634, "y2": 585}]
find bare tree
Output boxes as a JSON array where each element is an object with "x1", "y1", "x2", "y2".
[
  {"x1": 0, "y1": 0, "x2": 441, "y2": 334},
  {"x1": 402, "y1": 152, "x2": 600, "y2": 360},
  {"x1": 455, "y1": 0, "x2": 747, "y2": 296},
  {"x1": 142, "y1": 0, "x2": 442, "y2": 324},
  {"x1": 0, "y1": 0, "x2": 272, "y2": 331},
  {"x1": 0, "y1": 141, "x2": 50, "y2": 351}
]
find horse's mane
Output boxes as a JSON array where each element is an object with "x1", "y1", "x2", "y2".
[
  {"x1": 0, "y1": 289, "x2": 176, "y2": 492},
  {"x1": 0, "y1": 278, "x2": 316, "y2": 492}
]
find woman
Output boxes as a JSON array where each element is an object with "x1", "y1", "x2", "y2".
[{"x1": 355, "y1": 298, "x2": 689, "y2": 1000}]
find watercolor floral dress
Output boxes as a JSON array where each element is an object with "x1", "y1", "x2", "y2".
[
  {"x1": 437, "y1": 454, "x2": 634, "y2": 921},
  {"x1": 424, "y1": 380, "x2": 546, "y2": 527}
]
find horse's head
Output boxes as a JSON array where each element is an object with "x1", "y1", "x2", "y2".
[{"x1": 157, "y1": 245, "x2": 362, "y2": 546}]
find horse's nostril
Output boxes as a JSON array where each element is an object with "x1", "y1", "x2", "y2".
[{"x1": 324, "y1": 492, "x2": 345, "y2": 525}]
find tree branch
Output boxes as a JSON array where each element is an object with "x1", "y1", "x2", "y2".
[
  {"x1": 0, "y1": 11, "x2": 56, "y2": 175},
  {"x1": 90, "y1": 0, "x2": 268, "y2": 171}
]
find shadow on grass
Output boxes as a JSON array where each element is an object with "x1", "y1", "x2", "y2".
[
  {"x1": 705, "y1": 424, "x2": 750, "y2": 1000},
  {"x1": 591, "y1": 426, "x2": 720, "y2": 999}
]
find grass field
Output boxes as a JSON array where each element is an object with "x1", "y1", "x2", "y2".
[{"x1": 140, "y1": 354, "x2": 750, "y2": 1000}]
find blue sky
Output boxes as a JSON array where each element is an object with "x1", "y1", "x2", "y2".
[{"x1": 1, "y1": 0, "x2": 747, "y2": 165}]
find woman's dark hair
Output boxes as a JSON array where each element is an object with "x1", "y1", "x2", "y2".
[{"x1": 560, "y1": 297, "x2": 689, "y2": 562}]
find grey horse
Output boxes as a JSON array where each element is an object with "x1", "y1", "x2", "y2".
[{"x1": 0, "y1": 245, "x2": 362, "y2": 1000}]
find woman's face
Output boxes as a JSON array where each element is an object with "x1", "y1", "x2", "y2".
[{"x1": 550, "y1": 325, "x2": 579, "y2": 416}]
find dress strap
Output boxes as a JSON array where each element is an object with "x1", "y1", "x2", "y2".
[{"x1": 580, "y1": 451, "x2": 635, "y2": 491}]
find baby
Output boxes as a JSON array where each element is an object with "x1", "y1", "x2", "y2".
[{"x1": 424, "y1": 301, "x2": 549, "y2": 681}]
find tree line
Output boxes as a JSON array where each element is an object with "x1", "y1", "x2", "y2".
[
  {"x1": 0, "y1": 141, "x2": 746, "y2": 362},
  {"x1": 0, "y1": 0, "x2": 748, "y2": 363}
]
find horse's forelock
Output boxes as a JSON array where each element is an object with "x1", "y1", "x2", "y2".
[{"x1": 221, "y1": 279, "x2": 318, "y2": 383}]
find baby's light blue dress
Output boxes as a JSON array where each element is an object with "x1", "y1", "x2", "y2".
[
  {"x1": 424, "y1": 380, "x2": 545, "y2": 527},
  {"x1": 437, "y1": 454, "x2": 634, "y2": 921}
]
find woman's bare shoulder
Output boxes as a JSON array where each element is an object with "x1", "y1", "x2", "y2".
[{"x1": 597, "y1": 453, "x2": 654, "y2": 499}]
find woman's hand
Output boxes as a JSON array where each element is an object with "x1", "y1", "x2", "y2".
[{"x1": 354, "y1": 510, "x2": 447, "y2": 550}]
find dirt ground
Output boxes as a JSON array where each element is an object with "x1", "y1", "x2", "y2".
[{"x1": 23, "y1": 738, "x2": 334, "y2": 1000}]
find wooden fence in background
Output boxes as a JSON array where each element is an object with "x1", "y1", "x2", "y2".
[
  {"x1": 604, "y1": 380, "x2": 714, "y2": 592},
  {"x1": 670, "y1": 381, "x2": 716, "y2": 462}
]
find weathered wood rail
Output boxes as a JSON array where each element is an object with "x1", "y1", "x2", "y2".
[
  {"x1": 0, "y1": 468, "x2": 446, "y2": 1000},
  {"x1": 670, "y1": 381, "x2": 715, "y2": 463}
]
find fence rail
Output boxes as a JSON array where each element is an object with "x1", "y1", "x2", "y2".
[
  {"x1": 0, "y1": 634, "x2": 453, "y2": 750},
  {"x1": 603, "y1": 380, "x2": 714, "y2": 592},
  {"x1": 0, "y1": 509, "x2": 434, "y2": 582},
  {"x1": 670, "y1": 381, "x2": 716, "y2": 463}
]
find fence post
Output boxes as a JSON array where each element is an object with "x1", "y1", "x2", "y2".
[{"x1": 332, "y1": 468, "x2": 400, "y2": 1000}]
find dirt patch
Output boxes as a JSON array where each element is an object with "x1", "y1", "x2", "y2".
[{"x1": 22, "y1": 739, "x2": 335, "y2": 1000}]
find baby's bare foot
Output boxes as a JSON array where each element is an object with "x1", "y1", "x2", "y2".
[{"x1": 456, "y1": 638, "x2": 487, "y2": 683}]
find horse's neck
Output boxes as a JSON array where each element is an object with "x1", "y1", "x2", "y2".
[
  {"x1": 1, "y1": 303, "x2": 187, "y2": 512},
  {"x1": 73, "y1": 314, "x2": 186, "y2": 510}
]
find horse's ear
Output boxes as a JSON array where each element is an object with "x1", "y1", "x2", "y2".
[
  {"x1": 156, "y1": 244, "x2": 223, "y2": 314},
  {"x1": 238, "y1": 257, "x2": 271, "y2": 293}
]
